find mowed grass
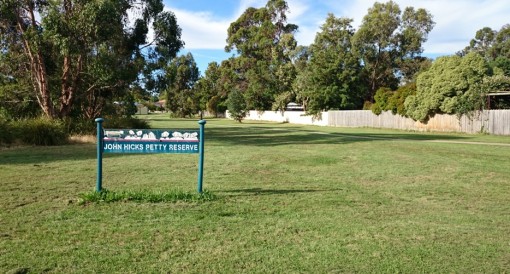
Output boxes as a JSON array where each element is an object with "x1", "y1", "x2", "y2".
[{"x1": 1, "y1": 115, "x2": 509, "y2": 273}]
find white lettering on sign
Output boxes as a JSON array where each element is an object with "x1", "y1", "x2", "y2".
[
  {"x1": 103, "y1": 140, "x2": 198, "y2": 153},
  {"x1": 123, "y1": 144, "x2": 144, "y2": 151},
  {"x1": 168, "y1": 144, "x2": 198, "y2": 151},
  {"x1": 103, "y1": 143, "x2": 122, "y2": 150},
  {"x1": 144, "y1": 144, "x2": 168, "y2": 151}
]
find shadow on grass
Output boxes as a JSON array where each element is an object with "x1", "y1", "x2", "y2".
[
  {"x1": 205, "y1": 126, "x2": 469, "y2": 147},
  {"x1": 222, "y1": 187, "x2": 328, "y2": 196},
  {"x1": 0, "y1": 144, "x2": 125, "y2": 165},
  {"x1": 0, "y1": 122, "x2": 471, "y2": 165}
]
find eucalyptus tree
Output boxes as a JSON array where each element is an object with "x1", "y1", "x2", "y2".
[
  {"x1": 0, "y1": 34, "x2": 39, "y2": 118},
  {"x1": 461, "y1": 25, "x2": 510, "y2": 58},
  {"x1": 353, "y1": 1, "x2": 434, "y2": 103},
  {"x1": 492, "y1": 24, "x2": 510, "y2": 60},
  {"x1": 225, "y1": 0, "x2": 298, "y2": 110},
  {"x1": 195, "y1": 61, "x2": 229, "y2": 117},
  {"x1": 295, "y1": 14, "x2": 364, "y2": 115},
  {"x1": 164, "y1": 53, "x2": 200, "y2": 117},
  {"x1": 461, "y1": 24, "x2": 510, "y2": 76},
  {"x1": 0, "y1": 0, "x2": 183, "y2": 119}
]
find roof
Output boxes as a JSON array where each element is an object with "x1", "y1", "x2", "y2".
[{"x1": 487, "y1": 91, "x2": 510, "y2": 96}]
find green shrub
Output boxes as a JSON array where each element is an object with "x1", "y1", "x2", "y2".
[
  {"x1": 0, "y1": 118, "x2": 14, "y2": 144},
  {"x1": 102, "y1": 116, "x2": 150, "y2": 129},
  {"x1": 16, "y1": 118, "x2": 68, "y2": 146},
  {"x1": 390, "y1": 83, "x2": 416, "y2": 116},
  {"x1": 65, "y1": 118, "x2": 96, "y2": 135},
  {"x1": 371, "y1": 84, "x2": 416, "y2": 116},
  {"x1": 227, "y1": 89, "x2": 247, "y2": 122},
  {"x1": 371, "y1": 87, "x2": 393, "y2": 115},
  {"x1": 362, "y1": 101, "x2": 373, "y2": 110}
]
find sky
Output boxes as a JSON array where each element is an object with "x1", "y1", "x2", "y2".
[{"x1": 162, "y1": 0, "x2": 510, "y2": 74}]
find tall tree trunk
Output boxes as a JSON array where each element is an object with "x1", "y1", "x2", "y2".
[
  {"x1": 16, "y1": 3, "x2": 56, "y2": 118},
  {"x1": 59, "y1": 55, "x2": 83, "y2": 118}
]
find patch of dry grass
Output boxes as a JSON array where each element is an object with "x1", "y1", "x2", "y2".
[{"x1": 68, "y1": 135, "x2": 96, "y2": 144}]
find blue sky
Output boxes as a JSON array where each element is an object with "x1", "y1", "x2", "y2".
[{"x1": 161, "y1": 0, "x2": 510, "y2": 74}]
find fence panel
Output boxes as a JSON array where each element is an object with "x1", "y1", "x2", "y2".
[
  {"x1": 489, "y1": 110, "x2": 510, "y2": 135},
  {"x1": 234, "y1": 109, "x2": 510, "y2": 135}
]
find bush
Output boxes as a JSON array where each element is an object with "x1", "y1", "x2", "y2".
[
  {"x1": 102, "y1": 116, "x2": 150, "y2": 129},
  {"x1": 362, "y1": 101, "x2": 373, "y2": 110},
  {"x1": 371, "y1": 84, "x2": 416, "y2": 116},
  {"x1": 0, "y1": 116, "x2": 151, "y2": 147},
  {"x1": 391, "y1": 83, "x2": 416, "y2": 116},
  {"x1": 65, "y1": 116, "x2": 151, "y2": 136},
  {"x1": 65, "y1": 118, "x2": 96, "y2": 135},
  {"x1": 15, "y1": 118, "x2": 68, "y2": 146},
  {"x1": 371, "y1": 88, "x2": 393, "y2": 115},
  {"x1": 0, "y1": 117, "x2": 15, "y2": 144},
  {"x1": 227, "y1": 89, "x2": 247, "y2": 122}
]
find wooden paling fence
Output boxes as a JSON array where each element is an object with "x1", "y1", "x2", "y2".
[{"x1": 238, "y1": 110, "x2": 510, "y2": 135}]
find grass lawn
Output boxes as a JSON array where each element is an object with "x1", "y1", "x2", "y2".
[{"x1": 1, "y1": 114, "x2": 509, "y2": 273}]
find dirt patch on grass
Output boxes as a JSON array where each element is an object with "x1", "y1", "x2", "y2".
[{"x1": 68, "y1": 135, "x2": 96, "y2": 144}]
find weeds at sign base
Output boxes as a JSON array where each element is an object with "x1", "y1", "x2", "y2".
[{"x1": 79, "y1": 189, "x2": 216, "y2": 204}]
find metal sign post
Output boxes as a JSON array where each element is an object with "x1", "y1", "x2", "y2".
[
  {"x1": 95, "y1": 118, "x2": 104, "y2": 192},
  {"x1": 197, "y1": 120, "x2": 206, "y2": 193}
]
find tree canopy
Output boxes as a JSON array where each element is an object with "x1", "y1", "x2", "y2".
[
  {"x1": 353, "y1": 1, "x2": 434, "y2": 103},
  {"x1": 405, "y1": 53, "x2": 488, "y2": 122},
  {"x1": 295, "y1": 14, "x2": 364, "y2": 115},
  {"x1": 0, "y1": 0, "x2": 183, "y2": 119},
  {"x1": 164, "y1": 53, "x2": 200, "y2": 118},
  {"x1": 225, "y1": 0, "x2": 298, "y2": 111},
  {"x1": 2, "y1": 0, "x2": 509, "y2": 122}
]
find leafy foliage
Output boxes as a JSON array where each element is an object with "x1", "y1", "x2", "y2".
[
  {"x1": 405, "y1": 53, "x2": 488, "y2": 122},
  {"x1": 227, "y1": 89, "x2": 247, "y2": 122},
  {"x1": 371, "y1": 83, "x2": 416, "y2": 116},
  {"x1": 371, "y1": 88, "x2": 393, "y2": 115},
  {"x1": 194, "y1": 61, "x2": 233, "y2": 117},
  {"x1": 460, "y1": 24, "x2": 510, "y2": 61},
  {"x1": 225, "y1": 0, "x2": 298, "y2": 111},
  {"x1": 12, "y1": 118, "x2": 69, "y2": 146},
  {"x1": 296, "y1": 14, "x2": 365, "y2": 115},
  {"x1": 0, "y1": 117, "x2": 14, "y2": 144},
  {"x1": 353, "y1": 1, "x2": 434, "y2": 102},
  {"x1": 0, "y1": 0, "x2": 183, "y2": 119},
  {"x1": 164, "y1": 53, "x2": 200, "y2": 117}
]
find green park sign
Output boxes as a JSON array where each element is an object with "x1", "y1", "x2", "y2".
[
  {"x1": 94, "y1": 118, "x2": 206, "y2": 193},
  {"x1": 102, "y1": 129, "x2": 199, "y2": 154}
]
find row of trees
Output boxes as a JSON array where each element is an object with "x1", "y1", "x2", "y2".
[
  {"x1": 199, "y1": 0, "x2": 436, "y2": 118},
  {"x1": 167, "y1": 0, "x2": 436, "y2": 120},
  {"x1": 1, "y1": 0, "x2": 509, "y2": 123}
]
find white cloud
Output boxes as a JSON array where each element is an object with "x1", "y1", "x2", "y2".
[
  {"x1": 414, "y1": 0, "x2": 510, "y2": 54},
  {"x1": 235, "y1": 0, "x2": 267, "y2": 17},
  {"x1": 167, "y1": 8, "x2": 231, "y2": 50},
  {"x1": 287, "y1": 0, "x2": 322, "y2": 46}
]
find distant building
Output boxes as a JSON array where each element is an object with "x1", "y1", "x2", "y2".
[
  {"x1": 154, "y1": 100, "x2": 166, "y2": 109},
  {"x1": 136, "y1": 104, "x2": 148, "y2": 115},
  {"x1": 286, "y1": 102, "x2": 304, "y2": 111}
]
